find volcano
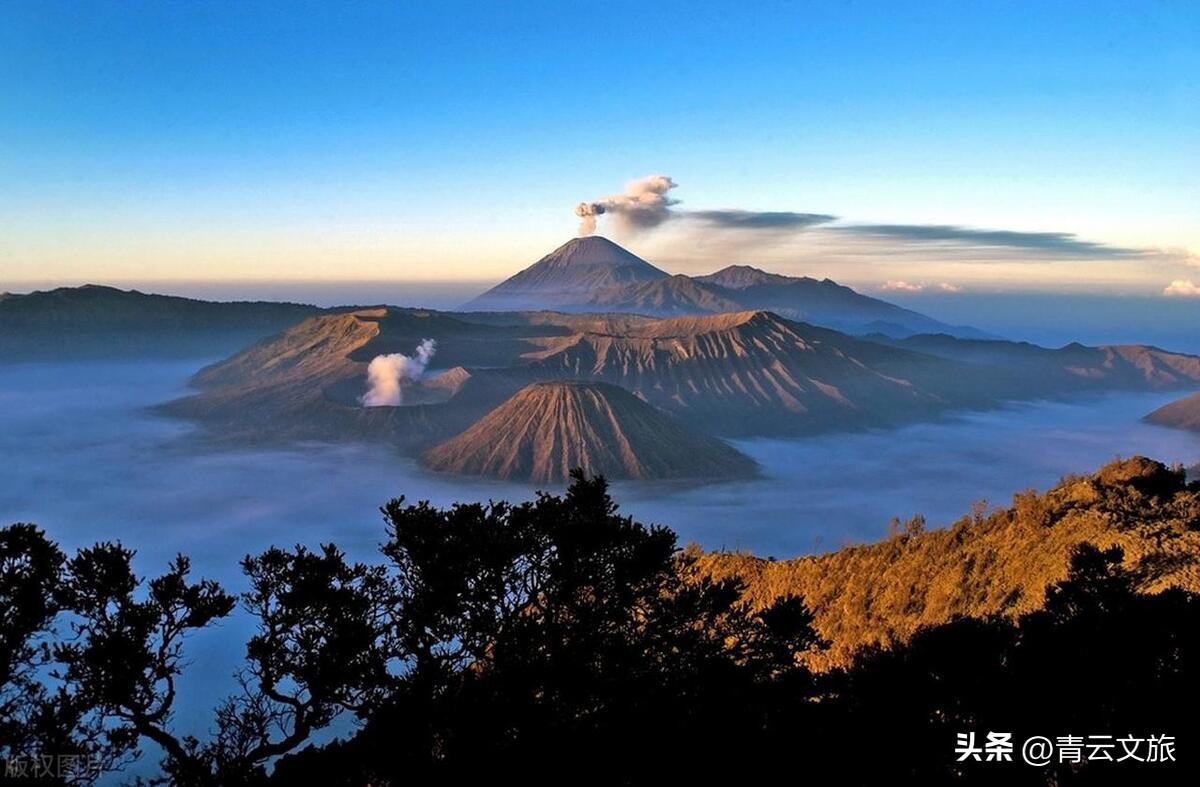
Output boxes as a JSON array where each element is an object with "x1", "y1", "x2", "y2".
[
  {"x1": 465, "y1": 236, "x2": 668, "y2": 310},
  {"x1": 421, "y1": 381, "x2": 758, "y2": 482},
  {"x1": 465, "y1": 237, "x2": 983, "y2": 337}
]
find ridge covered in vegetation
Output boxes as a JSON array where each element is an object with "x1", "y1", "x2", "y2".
[{"x1": 694, "y1": 456, "x2": 1200, "y2": 666}]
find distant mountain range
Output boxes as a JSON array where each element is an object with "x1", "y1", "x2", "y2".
[
  {"x1": 0, "y1": 284, "x2": 320, "y2": 362},
  {"x1": 874, "y1": 333, "x2": 1200, "y2": 391},
  {"x1": 465, "y1": 236, "x2": 987, "y2": 338},
  {"x1": 7, "y1": 238, "x2": 1200, "y2": 484}
]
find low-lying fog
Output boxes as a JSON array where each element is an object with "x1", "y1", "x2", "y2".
[
  {"x1": 4, "y1": 358, "x2": 1199, "y2": 569},
  {"x1": 3, "y1": 358, "x2": 1199, "y2": 770}
]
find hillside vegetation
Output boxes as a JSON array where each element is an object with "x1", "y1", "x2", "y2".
[{"x1": 693, "y1": 456, "x2": 1200, "y2": 666}]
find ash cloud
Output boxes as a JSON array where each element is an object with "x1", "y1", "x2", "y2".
[
  {"x1": 360, "y1": 339, "x2": 436, "y2": 407},
  {"x1": 575, "y1": 175, "x2": 679, "y2": 235}
]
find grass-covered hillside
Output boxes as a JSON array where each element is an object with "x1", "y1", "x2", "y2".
[{"x1": 694, "y1": 456, "x2": 1200, "y2": 666}]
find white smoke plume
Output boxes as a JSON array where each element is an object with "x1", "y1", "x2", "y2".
[
  {"x1": 574, "y1": 175, "x2": 834, "y2": 238},
  {"x1": 359, "y1": 339, "x2": 437, "y2": 407},
  {"x1": 575, "y1": 174, "x2": 678, "y2": 235}
]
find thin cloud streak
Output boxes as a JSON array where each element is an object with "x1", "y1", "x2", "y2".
[
  {"x1": 830, "y1": 224, "x2": 1146, "y2": 258},
  {"x1": 878, "y1": 281, "x2": 964, "y2": 294},
  {"x1": 880, "y1": 280, "x2": 925, "y2": 293},
  {"x1": 685, "y1": 210, "x2": 836, "y2": 231}
]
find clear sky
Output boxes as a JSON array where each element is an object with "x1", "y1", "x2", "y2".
[{"x1": 2, "y1": 0, "x2": 1197, "y2": 296}]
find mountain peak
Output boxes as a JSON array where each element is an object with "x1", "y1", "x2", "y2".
[
  {"x1": 547, "y1": 235, "x2": 640, "y2": 263},
  {"x1": 531, "y1": 235, "x2": 665, "y2": 275},
  {"x1": 465, "y1": 236, "x2": 668, "y2": 310},
  {"x1": 421, "y1": 380, "x2": 758, "y2": 482}
]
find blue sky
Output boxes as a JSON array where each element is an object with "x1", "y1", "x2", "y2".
[{"x1": 1, "y1": 0, "x2": 1197, "y2": 294}]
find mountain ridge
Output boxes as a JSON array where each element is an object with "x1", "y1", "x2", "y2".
[
  {"x1": 0, "y1": 285, "x2": 322, "y2": 362},
  {"x1": 518, "y1": 309, "x2": 966, "y2": 435},
  {"x1": 583, "y1": 274, "x2": 743, "y2": 316},
  {"x1": 693, "y1": 455, "x2": 1200, "y2": 667},
  {"x1": 880, "y1": 333, "x2": 1200, "y2": 391},
  {"x1": 694, "y1": 264, "x2": 798, "y2": 289}
]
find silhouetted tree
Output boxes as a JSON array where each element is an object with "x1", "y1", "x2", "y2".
[
  {"x1": 1, "y1": 531, "x2": 238, "y2": 784},
  {"x1": 274, "y1": 470, "x2": 823, "y2": 783},
  {"x1": 0, "y1": 524, "x2": 94, "y2": 772},
  {"x1": 170, "y1": 545, "x2": 390, "y2": 785},
  {"x1": 54, "y1": 545, "x2": 236, "y2": 783},
  {"x1": 5, "y1": 477, "x2": 1200, "y2": 786}
]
